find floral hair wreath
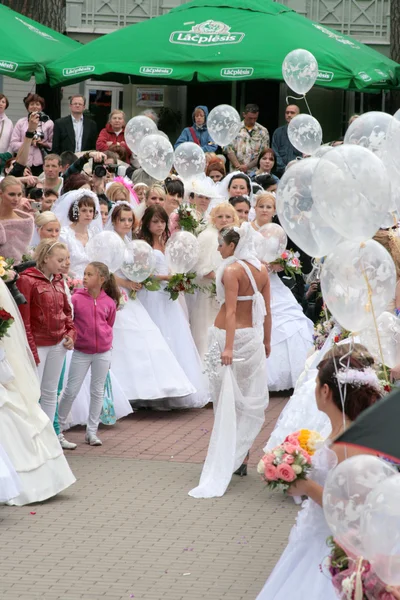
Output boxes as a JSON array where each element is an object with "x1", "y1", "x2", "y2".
[{"x1": 335, "y1": 367, "x2": 381, "y2": 393}]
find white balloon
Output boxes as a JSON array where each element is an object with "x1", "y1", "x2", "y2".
[
  {"x1": 276, "y1": 158, "x2": 343, "y2": 258},
  {"x1": 344, "y1": 111, "x2": 394, "y2": 159},
  {"x1": 207, "y1": 104, "x2": 241, "y2": 147},
  {"x1": 288, "y1": 114, "x2": 322, "y2": 155},
  {"x1": 138, "y1": 134, "x2": 174, "y2": 181},
  {"x1": 174, "y1": 142, "x2": 206, "y2": 179},
  {"x1": 125, "y1": 116, "x2": 158, "y2": 155},
  {"x1": 313, "y1": 145, "x2": 334, "y2": 158},
  {"x1": 86, "y1": 231, "x2": 126, "y2": 273},
  {"x1": 121, "y1": 240, "x2": 156, "y2": 283},
  {"x1": 258, "y1": 223, "x2": 287, "y2": 262},
  {"x1": 359, "y1": 311, "x2": 400, "y2": 368},
  {"x1": 320, "y1": 240, "x2": 396, "y2": 331},
  {"x1": 312, "y1": 145, "x2": 391, "y2": 242},
  {"x1": 282, "y1": 49, "x2": 318, "y2": 95},
  {"x1": 165, "y1": 231, "x2": 199, "y2": 273}
]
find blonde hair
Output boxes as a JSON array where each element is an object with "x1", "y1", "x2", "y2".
[
  {"x1": 35, "y1": 239, "x2": 67, "y2": 270},
  {"x1": 255, "y1": 192, "x2": 276, "y2": 210},
  {"x1": 108, "y1": 109, "x2": 125, "y2": 122},
  {"x1": 210, "y1": 202, "x2": 240, "y2": 227},
  {"x1": 374, "y1": 229, "x2": 400, "y2": 280},
  {"x1": 106, "y1": 182, "x2": 130, "y2": 203},
  {"x1": 146, "y1": 184, "x2": 166, "y2": 202},
  {"x1": 35, "y1": 211, "x2": 60, "y2": 229},
  {"x1": 0, "y1": 176, "x2": 23, "y2": 193}
]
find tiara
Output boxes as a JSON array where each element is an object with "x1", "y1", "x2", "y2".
[{"x1": 335, "y1": 367, "x2": 381, "y2": 392}]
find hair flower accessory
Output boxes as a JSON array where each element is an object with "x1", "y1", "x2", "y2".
[{"x1": 335, "y1": 367, "x2": 381, "y2": 392}]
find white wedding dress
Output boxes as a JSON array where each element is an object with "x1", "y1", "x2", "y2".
[
  {"x1": 112, "y1": 269, "x2": 197, "y2": 405},
  {"x1": 138, "y1": 249, "x2": 209, "y2": 408},
  {"x1": 189, "y1": 226, "x2": 222, "y2": 362},
  {"x1": 256, "y1": 444, "x2": 338, "y2": 600},
  {"x1": 59, "y1": 226, "x2": 133, "y2": 428},
  {"x1": 0, "y1": 280, "x2": 75, "y2": 506},
  {"x1": 0, "y1": 443, "x2": 21, "y2": 503},
  {"x1": 267, "y1": 273, "x2": 314, "y2": 391}
]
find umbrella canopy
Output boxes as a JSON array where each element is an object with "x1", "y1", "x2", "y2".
[
  {"x1": 336, "y1": 388, "x2": 400, "y2": 462},
  {"x1": 0, "y1": 5, "x2": 80, "y2": 84},
  {"x1": 46, "y1": 0, "x2": 400, "y2": 91}
]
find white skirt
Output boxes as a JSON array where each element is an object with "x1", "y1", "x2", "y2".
[
  {"x1": 112, "y1": 295, "x2": 196, "y2": 402},
  {"x1": 0, "y1": 442, "x2": 20, "y2": 503}
]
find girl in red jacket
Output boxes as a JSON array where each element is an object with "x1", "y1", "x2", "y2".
[
  {"x1": 17, "y1": 239, "x2": 76, "y2": 424},
  {"x1": 58, "y1": 262, "x2": 121, "y2": 447}
]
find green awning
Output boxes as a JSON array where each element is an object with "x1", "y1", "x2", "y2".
[
  {"x1": 46, "y1": 0, "x2": 400, "y2": 91},
  {"x1": 0, "y1": 4, "x2": 81, "y2": 84}
]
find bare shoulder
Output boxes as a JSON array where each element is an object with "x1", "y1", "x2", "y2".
[{"x1": 223, "y1": 263, "x2": 242, "y2": 281}]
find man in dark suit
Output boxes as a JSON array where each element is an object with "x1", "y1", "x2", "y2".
[{"x1": 52, "y1": 95, "x2": 98, "y2": 155}]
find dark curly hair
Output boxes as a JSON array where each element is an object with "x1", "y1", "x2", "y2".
[
  {"x1": 139, "y1": 205, "x2": 169, "y2": 247},
  {"x1": 317, "y1": 344, "x2": 381, "y2": 421},
  {"x1": 67, "y1": 195, "x2": 98, "y2": 222},
  {"x1": 24, "y1": 93, "x2": 45, "y2": 110},
  {"x1": 219, "y1": 226, "x2": 240, "y2": 249}
]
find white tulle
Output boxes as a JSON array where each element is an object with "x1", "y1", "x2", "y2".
[
  {"x1": 53, "y1": 189, "x2": 103, "y2": 231},
  {"x1": 138, "y1": 250, "x2": 209, "y2": 408},
  {"x1": 188, "y1": 326, "x2": 268, "y2": 499},
  {"x1": 256, "y1": 444, "x2": 338, "y2": 600},
  {"x1": 59, "y1": 226, "x2": 96, "y2": 279},
  {"x1": 0, "y1": 280, "x2": 75, "y2": 506},
  {"x1": 266, "y1": 273, "x2": 314, "y2": 391}
]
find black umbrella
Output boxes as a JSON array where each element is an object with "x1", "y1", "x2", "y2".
[{"x1": 336, "y1": 388, "x2": 400, "y2": 462}]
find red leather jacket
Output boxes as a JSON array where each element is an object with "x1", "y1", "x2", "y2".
[
  {"x1": 17, "y1": 268, "x2": 76, "y2": 365},
  {"x1": 96, "y1": 123, "x2": 132, "y2": 161}
]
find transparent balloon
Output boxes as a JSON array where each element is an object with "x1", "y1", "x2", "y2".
[
  {"x1": 125, "y1": 116, "x2": 158, "y2": 155},
  {"x1": 320, "y1": 240, "x2": 396, "y2": 331},
  {"x1": 313, "y1": 145, "x2": 334, "y2": 159},
  {"x1": 282, "y1": 48, "x2": 319, "y2": 95},
  {"x1": 323, "y1": 455, "x2": 397, "y2": 558},
  {"x1": 361, "y1": 474, "x2": 400, "y2": 585},
  {"x1": 382, "y1": 116, "x2": 400, "y2": 214},
  {"x1": 121, "y1": 240, "x2": 156, "y2": 282},
  {"x1": 344, "y1": 111, "x2": 394, "y2": 159},
  {"x1": 312, "y1": 145, "x2": 391, "y2": 242},
  {"x1": 174, "y1": 142, "x2": 206, "y2": 179},
  {"x1": 258, "y1": 223, "x2": 287, "y2": 262},
  {"x1": 207, "y1": 104, "x2": 241, "y2": 147},
  {"x1": 288, "y1": 114, "x2": 322, "y2": 155},
  {"x1": 276, "y1": 158, "x2": 343, "y2": 258},
  {"x1": 165, "y1": 231, "x2": 199, "y2": 273},
  {"x1": 359, "y1": 311, "x2": 400, "y2": 368},
  {"x1": 138, "y1": 134, "x2": 174, "y2": 181},
  {"x1": 85, "y1": 231, "x2": 126, "y2": 273}
]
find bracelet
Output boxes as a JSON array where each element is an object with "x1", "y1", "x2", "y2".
[{"x1": 25, "y1": 131, "x2": 35, "y2": 139}]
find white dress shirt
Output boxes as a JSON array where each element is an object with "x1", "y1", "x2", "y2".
[{"x1": 71, "y1": 115, "x2": 84, "y2": 152}]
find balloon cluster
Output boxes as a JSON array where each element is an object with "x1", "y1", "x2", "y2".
[
  {"x1": 125, "y1": 105, "x2": 241, "y2": 183},
  {"x1": 323, "y1": 455, "x2": 400, "y2": 586}
]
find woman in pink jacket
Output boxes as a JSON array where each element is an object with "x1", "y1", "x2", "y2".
[
  {"x1": 57, "y1": 261, "x2": 121, "y2": 447},
  {"x1": 9, "y1": 93, "x2": 53, "y2": 175},
  {"x1": 96, "y1": 109, "x2": 131, "y2": 163}
]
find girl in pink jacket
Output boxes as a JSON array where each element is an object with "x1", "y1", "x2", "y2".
[{"x1": 57, "y1": 262, "x2": 121, "y2": 447}]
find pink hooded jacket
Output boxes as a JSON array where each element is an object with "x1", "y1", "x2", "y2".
[{"x1": 72, "y1": 288, "x2": 116, "y2": 354}]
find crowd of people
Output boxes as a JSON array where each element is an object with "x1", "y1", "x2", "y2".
[{"x1": 1, "y1": 90, "x2": 399, "y2": 598}]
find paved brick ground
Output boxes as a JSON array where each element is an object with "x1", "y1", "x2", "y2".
[{"x1": 0, "y1": 397, "x2": 298, "y2": 600}]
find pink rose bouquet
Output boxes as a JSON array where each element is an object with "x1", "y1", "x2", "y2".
[
  {"x1": 257, "y1": 441, "x2": 312, "y2": 492},
  {"x1": 271, "y1": 249, "x2": 302, "y2": 278}
]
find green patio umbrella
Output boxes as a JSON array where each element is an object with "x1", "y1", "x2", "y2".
[
  {"x1": 0, "y1": 4, "x2": 80, "y2": 84},
  {"x1": 46, "y1": 0, "x2": 400, "y2": 91}
]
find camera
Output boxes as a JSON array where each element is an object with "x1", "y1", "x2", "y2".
[
  {"x1": 106, "y1": 163, "x2": 118, "y2": 174},
  {"x1": 93, "y1": 159, "x2": 107, "y2": 178},
  {"x1": 28, "y1": 111, "x2": 50, "y2": 123}
]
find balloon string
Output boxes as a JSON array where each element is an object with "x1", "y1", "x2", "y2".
[
  {"x1": 285, "y1": 94, "x2": 313, "y2": 116},
  {"x1": 361, "y1": 267, "x2": 389, "y2": 384},
  {"x1": 354, "y1": 557, "x2": 364, "y2": 600}
]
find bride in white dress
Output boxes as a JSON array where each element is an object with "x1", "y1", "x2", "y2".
[
  {"x1": 190, "y1": 203, "x2": 240, "y2": 361},
  {"x1": 0, "y1": 279, "x2": 75, "y2": 505},
  {"x1": 137, "y1": 204, "x2": 209, "y2": 407},
  {"x1": 256, "y1": 346, "x2": 382, "y2": 600},
  {"x1": 0, "y1": 443, "x2": 20, "y2": 503},
  {"x1": 251, "y1": 192, "x2": 314, "y2": 391},
  {"x1": 108, "y1": 202, "x2": 197, "y2": 406},
  {"x1": 54, "y1": 189, "x2": 133, "y2": 428}
]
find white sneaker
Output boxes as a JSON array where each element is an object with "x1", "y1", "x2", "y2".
[
  {"x1": 85, "y1": 433, "x2": 102, "y2": 446},
  {"x1": 58, "y1": 433, "x2": 77, "y2": 450}
]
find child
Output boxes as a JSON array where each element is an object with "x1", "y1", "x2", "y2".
[
  {"x1": 17, "y1": 239, "x2": 76, "y2": 424},
  {"x1": 58, "y1": 261, "x2": 121, "y2": 446}
]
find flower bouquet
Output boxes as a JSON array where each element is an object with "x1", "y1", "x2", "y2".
[
  {"x1": 0, "y1": 256, "x2": 16, "y2": 282},
  {"x1": 66, "y1": 277, "x2": 83, "y2": 294},
  {"x1": 175, "y1": 203, "x2": 206, "y2": 235},
  {"x1": 257, "y1": 440, "x2": 312, "y2": 492},
  {"x1": 0, "y1": 308, "x2": 15, "y2": 384},
  {"x1": 287, "y1": 429, "x2": 324, "y2": 456},
  {"x1": 165, "y1": 272, "x2": 199, "y2": 301},
  {"x1": 0, "y1": 308, "x2": 14, "y2": 339},
  {"x1": 128, "y1": 276, "x2": 161, "y2": 300},
  {"x1": 118, "y1": 289, "x2": 128, "y2": 310},
  {"x1": 271, "y1": 249, "x2": 302, "y2": 278}
]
